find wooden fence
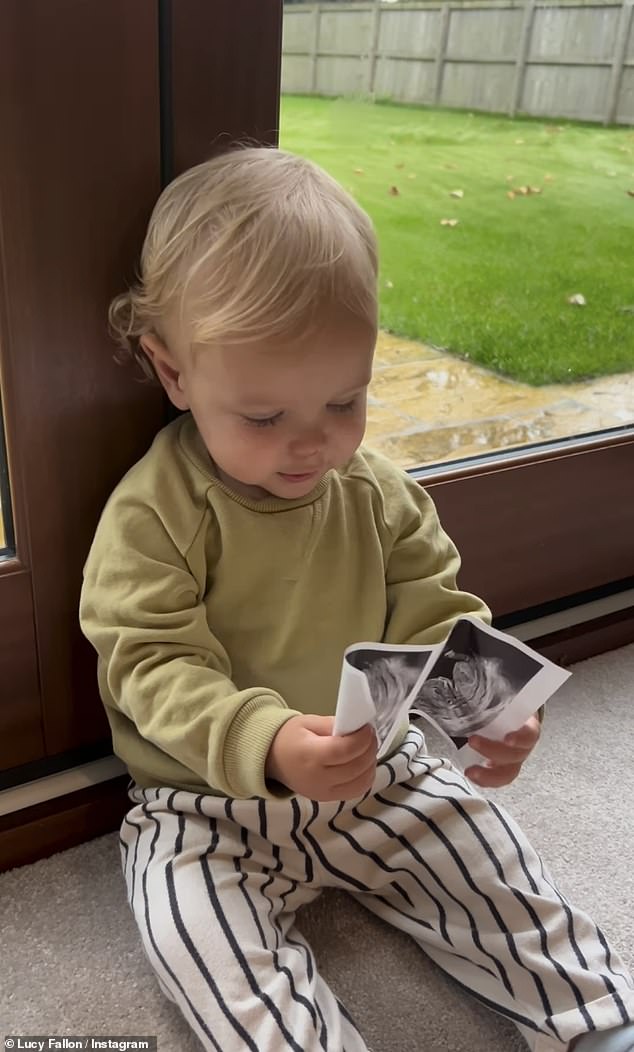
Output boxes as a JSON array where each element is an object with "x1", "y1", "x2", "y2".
[{"x1": 282, "y1": 1, "x2": 634, "y2": 124}]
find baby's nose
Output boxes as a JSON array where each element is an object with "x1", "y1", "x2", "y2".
[{"x1": 290, "y1": 426, "x2": 326, "y2": 456}]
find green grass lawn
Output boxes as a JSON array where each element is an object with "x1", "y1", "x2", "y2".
[{"x1": 280, "y1": 95, "x2": 634, "y2": 385}]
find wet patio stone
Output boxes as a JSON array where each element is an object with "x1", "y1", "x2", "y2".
[{"x1": 366, "y1": 332, "x2": 634, "y2": 468}]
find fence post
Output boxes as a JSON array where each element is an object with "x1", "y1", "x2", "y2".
[
  {"x1": 366, "y1": 0, "x2": 382, "y2": 96},
  {"x1": 433, "y1": 4, "x2": 451, "y2": 106},
  {"x1": 605, "y1": 0, "x2": 634, "y2": 126},
  {"x1": 510, "y1": 0, "x2": 536, "y2": 118},
  {"x1": 309, "y1": 3, "x2": 321, "y2": 94}
]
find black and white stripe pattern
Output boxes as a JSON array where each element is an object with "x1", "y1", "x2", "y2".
[{"x1": 119, "y1": 727, "x2": 634, "y2": 1052}]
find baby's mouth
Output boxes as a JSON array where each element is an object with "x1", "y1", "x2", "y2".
[{"x1": 277, "y1": 470, "x2": 320, "y2": 482}]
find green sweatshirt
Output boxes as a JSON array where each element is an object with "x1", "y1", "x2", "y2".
[{"x1": 79, "y1": 413, "x2": 491, "y2": 799}]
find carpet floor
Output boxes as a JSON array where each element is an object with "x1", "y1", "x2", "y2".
[{"x1": 2, "y1": 643, "x2": 633, "y2": 1051}]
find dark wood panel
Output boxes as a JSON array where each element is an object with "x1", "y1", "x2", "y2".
[
  {"x1": 0, "y1": 566, "x2": 43, "y2": 768},
  {"x1": 426, "y1": 437, "x2": 634, "y2": 616},
  {"x1": 0, "y1": 2, "x2": 165, "y2": 757},
  {"x1": 0, "y1": 776, "x2": 130, "y2": 873},
  {"x1": 169, "y1": 0, "x2": 283, "y2": 174},
  {"x1": 530, "y1": 608, "x2": 634, "y2": 668}
]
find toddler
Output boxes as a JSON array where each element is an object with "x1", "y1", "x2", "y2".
[{"x1": 80, "y1": 147, "x2": 634, "y2": 1052}]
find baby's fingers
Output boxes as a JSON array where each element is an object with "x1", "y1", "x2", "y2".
[
  {"x1": 468, "y1": 735, "x2": 531, "y2": 766},
  {"x1": 465, "y1": 762, "x2": 523, "y2": 789},
  {"x1": 469, "y1": 715, "x2": 541, "y2": 766},
  {"x1": 504, "y1": 715, "x2": 541, "y2": 749},
  {"x1": 330, "y1": 755, "x2": 378, "y2": 799},
  {"x1": 323, "y1": 723, "x2": 377, "y2": 766}
]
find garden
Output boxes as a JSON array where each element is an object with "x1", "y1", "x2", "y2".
[{"x1": 281, "y1": 95, "x2": 634, "y2": 385}]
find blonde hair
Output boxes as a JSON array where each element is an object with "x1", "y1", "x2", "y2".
[{"x1": 108, "y1": 146, "x2": 378, "y2": 378}]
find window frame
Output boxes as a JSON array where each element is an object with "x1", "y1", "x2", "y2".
[{"x1": 419, "y1": 428, "x2": 634, "y2": 616}]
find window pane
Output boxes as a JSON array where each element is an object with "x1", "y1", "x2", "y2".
[{"x1": 279, "y1": 75, "x2": 634, "y2": 470}]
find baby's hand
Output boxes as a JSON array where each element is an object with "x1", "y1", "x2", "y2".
[
  {"x1": 465, "y1": 714, "x2": 541, "y2": 788},
  {"x1": 265, "y1": 715, "x2": 377, "y2": 801}
]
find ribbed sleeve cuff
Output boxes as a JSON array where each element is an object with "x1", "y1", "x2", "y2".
[{"x1": 222, "y1": 696, "x2": 302, "y2": 799}]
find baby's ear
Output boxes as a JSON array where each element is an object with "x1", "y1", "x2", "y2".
[{"x1": 140, "y1": 333, "x2": 189, "y2": 411}]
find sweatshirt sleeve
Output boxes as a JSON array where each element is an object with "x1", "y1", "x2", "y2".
[
  {"x1": 380, "y1": 469, "x2": 492, "y2": 646},
  {"x1": 79, "y1": 498, "x2": 300, "y2": 798}
]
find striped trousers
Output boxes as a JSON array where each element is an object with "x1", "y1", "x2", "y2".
[{"x1": 120, "y1": 727, "x2": 634, "y2": 1052}]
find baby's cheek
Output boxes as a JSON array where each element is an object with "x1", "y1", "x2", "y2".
[
  {"x1": 337, "y1": 413, "x2": 366, "y2": 449},
  {"x1": 237, "y1": 429, "x2": 283, "y2": 469},
  {"x1": 204, "y1": 428, "x2": 258, "y2": 478}
]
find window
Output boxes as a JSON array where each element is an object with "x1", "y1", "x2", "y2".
[{"x1": 281, "y1": 3, "x2": 634, "y2": 618}]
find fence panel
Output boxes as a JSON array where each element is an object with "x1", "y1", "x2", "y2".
[
  {"x1": 447, "y1": 8, "x2": 524, "y2": 61},
  {"x1": 281, "y1": 1, "x2": 634, "y2": 124},
  {"x1": 283, "y1": 53, "x2": 311, "y2": 92},
  {"x1": 530, "y1": 6, "x2": 619, "y2": 62},
  {"x1": 375, "y1": 55, "x2": 437, "y2": 101},
  {"x1": 282, "y1": 6, "x2": 314, "y2": 51},
  {"x1": 316, "y1": 54, "x2": 367, "y2": 93},
  {"x1": 442, "y1": 62, "x2": 518, "y2": 111},
  {"x1": 522, "y1": 63, "x2": 613, "y2": 120},
  {"x1": 378, "y1": 7, "x2": 439, "y2": 58},
  {"x1": 617, "y1": 68, "x2": 634, "y2": 120},
  {"x1": 319, "y1": 8, "x2": 374, "y2": 53}
]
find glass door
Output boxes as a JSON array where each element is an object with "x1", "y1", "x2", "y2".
[
  {"x1": 279, "y1": 95, "x2": 633, "y2": 469},
  {"x1": 280, "y1": 2, "x2": 634, "y2": 618}
]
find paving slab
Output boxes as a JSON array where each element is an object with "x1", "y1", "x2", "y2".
[{"x1": 366, "y1": 332, "x2": 634, "y2": 468}]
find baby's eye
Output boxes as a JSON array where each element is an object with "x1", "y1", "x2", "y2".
[
  {"x1": 327, "y1": 400, "x2": 356, "y2": 414},
  {"x1": 242, "y1": 412, "x2": 283, "y2": 428}
]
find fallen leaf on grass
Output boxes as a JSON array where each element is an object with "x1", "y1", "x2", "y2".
[
  {"x1": 627, "y1": 190, "x2": 634, "y2": 197},
  {"x1": 567, "y1": 293, "x2": 586, "y2": 306},
  {"x1": 507, "y1": 190, "x2": 516, "y2": 200},
  {"x1": 450, "y1": 189, "x2": 464, "y2": 198},
  {"x1": 440, "y1": 218, "x2": 459, "y2": 227},
  {"x1": 510, "y1": 185, "x2": 542, "y2": 196},
  {"x1": 443, "y1": 163, "x2": 459, "y2": 170},
  {"x1": 544, "y1": 173, "x2": 555, "y2": 182},
  {"x1": 388, "y1": 185, "x2": 400, "y2": 196},
  {"x1": 407, "y1": 173, "x2": 417, "y2": 180},
  {"x1": 385, "y1": 280, "x2": 394, "y2": 289},
  {"x1": 395, "y1": 163, "x2": 405, "y2": 169},
  {"x1": 514, "y1": 139, "x2": 525, "y2": 145},
  {"x1": 353, "y1": 168, "x2": 365, "y2": 175}
]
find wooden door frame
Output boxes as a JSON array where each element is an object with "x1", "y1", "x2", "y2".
[
  {"x1": 0, "y1": 0, "x2": 286, "y2": 785},
  {"x1": 424, "y1": 431, "x2": 634, "y2": 616}
]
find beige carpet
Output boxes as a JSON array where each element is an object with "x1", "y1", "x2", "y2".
[{"x1": 2, "y1": 643, "x2": 633, "y2": 1051}]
